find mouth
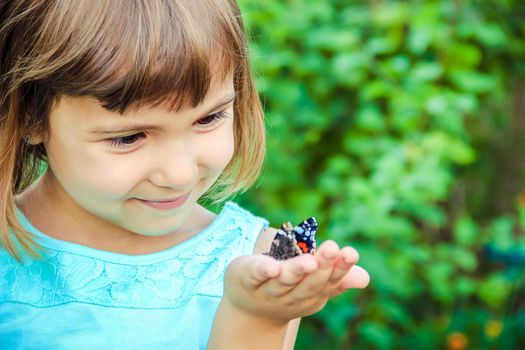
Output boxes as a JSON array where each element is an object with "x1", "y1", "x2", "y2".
[{"x1": 137, "y1": 192, "x2": 191, "y2": 210}]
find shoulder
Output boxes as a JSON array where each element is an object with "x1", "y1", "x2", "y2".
[
  {"x1": 212, "y1": 202, "x2": 271, "y2": 254},
  {"x1": 220, "y1": 202, "x2": 269, "y2": 230},
  {"x1": 217, "y1": 202, "x2": 274, "y2": 254},
  {"x1": 253, "y1": 226, "x2": 278, "y2": 254}
]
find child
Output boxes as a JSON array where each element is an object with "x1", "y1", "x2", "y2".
[{"x1": 0, "y1": 1, "x2": 370, "y2": 349}]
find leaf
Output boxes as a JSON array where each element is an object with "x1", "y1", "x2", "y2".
[
  {"x1": 332, "y1": 52, "x2": 369, "y2": 86},
  {"x1": 488, "y1": 217, "x2": 516, "y2": 249},
  {"x1": 452, "y1": 248, "x2": 478, "y2": 272},
  {"x1": 356, "y1": 103, "x2": 386, "y2": 132},
  {"x1": 449, "y1": 71, "x2": 497, "y2": 93},
  {"x1": 359, "y1": 321, "x2": 394, "y2": 350},
  {"x1": 454, "y1": 217, "x2": 479, "y2": 246},
  {"x1": 410, "y1": 61, "x2": 443, "y2": 82},
  {"x1": 478, "y1": 274, "x2": 512, "y2": 309}
]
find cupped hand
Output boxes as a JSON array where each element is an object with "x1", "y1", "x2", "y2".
[{"x1": 222, "y1": 241, "x2": 370, "y2": 323}]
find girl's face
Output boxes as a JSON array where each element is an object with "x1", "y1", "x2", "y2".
[{"x1": 39, "y1": 77, "x2": 235, "y2": 239}]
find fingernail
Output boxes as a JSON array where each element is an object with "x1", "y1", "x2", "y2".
[
  {"x1": 323, "y1": 252, "x2": 336, "y2": 260},
  {"x1": 343, "y1": 255, "x2": 355, "y2": 264}
]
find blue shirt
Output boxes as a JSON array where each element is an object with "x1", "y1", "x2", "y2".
[{"x1": 0, "y1": 202, "x2": 268, "y2": 350}]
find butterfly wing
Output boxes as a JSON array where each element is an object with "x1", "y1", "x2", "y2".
[
  {"x1": 265, "y1": 217, "x2": 318, "y2": 260},
  {"x1": 265, "y1": 222, "x2": 302, "y2": 260},
  {"x1": 292, "y1": 217, "x2": 317, "y2": 254}
]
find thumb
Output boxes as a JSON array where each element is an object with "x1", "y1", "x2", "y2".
[{"x1": 226, "y1": 255, "x2": 281, "y2": 289}]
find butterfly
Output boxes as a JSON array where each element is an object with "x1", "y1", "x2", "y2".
[{"x1": 265, "y1": 217, "x2": 317, "y2": 260}]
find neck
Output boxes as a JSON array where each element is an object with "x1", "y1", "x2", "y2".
[{"x1": 16, "y1": 171, "x2": 217, "y2": 255}]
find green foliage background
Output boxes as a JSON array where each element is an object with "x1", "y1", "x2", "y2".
[{"x1": 236, "y1": 0, "x2": 525, "y2": 349}]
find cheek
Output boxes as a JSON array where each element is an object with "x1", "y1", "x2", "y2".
[
  {"x1": 199, "y1": 126, "x2": 235, "y2": 171},
  {"x1": 47, "y1": 140, "x2": 139, "y2": 200},
  {"x1": 80, "y1": 163, "x2": 139, "y2": 199}
]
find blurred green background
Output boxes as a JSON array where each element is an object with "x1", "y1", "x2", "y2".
[{"x1": 235, "y1": 0, "x2": 525, "y2": 349}]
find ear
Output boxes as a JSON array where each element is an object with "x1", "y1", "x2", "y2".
[{"x1": 25, "y1": 129, "x2": 44, "y2": 145}]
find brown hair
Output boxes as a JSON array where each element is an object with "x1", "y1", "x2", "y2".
[{"x1": 0, "y1": 0, "x2": 265, "y2": 261}]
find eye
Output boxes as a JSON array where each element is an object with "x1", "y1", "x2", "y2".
[
  {"x1": 195, "y1": 110, "x2": 230, "y2": 127},
  {"x1": 106, "y1": 132, "x2": 146, "y2": 148}
]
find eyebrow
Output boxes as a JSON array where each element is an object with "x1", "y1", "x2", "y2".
[{"x1": 89, "y1": 92, "x2": 236, "y2": 134}]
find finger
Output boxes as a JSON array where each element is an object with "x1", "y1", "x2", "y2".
[
  {"x1": 258, "y1": 254, "x2": 318, "y2": 297},
  {"x1": 315, "y1": 240, "x2": 340, "y2": 269},
  {"x1": 327, "y1": 246, "x2": 359, "y2": 284},
  {"x1": 230, "y1": 255, "x2": 280, "y2": 289},
  {"x1": 330, "y1": 265, "x2": 370, "y2": 297},
  {"x1": 285, "y1": 241, "x2": 342, "y2": 299},
  {"x1": 276, "y1": 254, "x2": 318, "y2": 286}
]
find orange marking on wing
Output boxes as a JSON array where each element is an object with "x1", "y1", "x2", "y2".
[{"x1": 297, "y1": 242, "x2": 308, "y2": 253}]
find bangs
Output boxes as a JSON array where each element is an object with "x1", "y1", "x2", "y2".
[{"x1": 35, "y1": 0, "x2": 240, "y2": 112}]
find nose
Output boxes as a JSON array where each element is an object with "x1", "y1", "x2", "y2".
[{"x1": 147, "y1": 139, "x2": 198, "y2": 190}]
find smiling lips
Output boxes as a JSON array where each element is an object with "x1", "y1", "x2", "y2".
[{"x1": 137, "y1": 192, "x2": 190, "y2": 210}]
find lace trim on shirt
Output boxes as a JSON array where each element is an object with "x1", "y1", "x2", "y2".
[{"x1": 0, "y1": 203, "x2": 267, "y2": 309}]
